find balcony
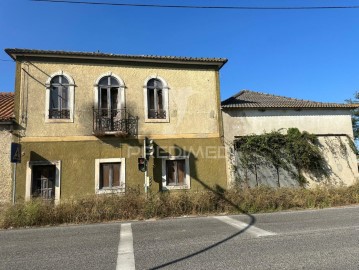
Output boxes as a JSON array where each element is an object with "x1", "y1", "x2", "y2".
[
  {"x1": 148, "y1": 109, "x2": 166, "y2": 119},
  {"x1": 93, "y1": 108, "x2": 138, "y2": 136}
]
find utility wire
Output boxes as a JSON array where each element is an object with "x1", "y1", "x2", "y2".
[
  {"x1": 31, "y1": 0, "x2": 359, "y2": 10},
  {"x1": 0, "y1": 59, "x2": 14, "y2": 62}
]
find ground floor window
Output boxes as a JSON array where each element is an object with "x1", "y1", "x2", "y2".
[
  {"x1": 32, "y1": 165, "x2": 56, "y2": 200},
  {"x1": 162, "y1": 157, "x2": 190, "y2": 190},
  {"x1": 95, "y1": 158, "x2": 126, "y2": 194},
  {"x1": 26, "y1": 161, "x2": 61, "y2": 203}
]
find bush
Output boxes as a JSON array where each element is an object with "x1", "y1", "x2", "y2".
[{"x1": 1, "y1": 182, "x2": 359, "y2": 229}]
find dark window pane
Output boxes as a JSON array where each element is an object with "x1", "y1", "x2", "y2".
[
  {"x1": 100, "y1": 88, "x2": 108, "y2": 111},
  {"x1": 60, "y1": 76, "x2": 69, "y2": 85},
  {"x1": 50, "y1": 87, "x2": 59, "y2": 109},
  {"x1": 111, "y1": 88, "x2": 118, "y2": 110},
  {"x1": 166, "y1": 160, "x2": 176, "y2": 185},
  {"x1": 51, "y1": 76, "x2": 60, "y2": 84},
  {"x1": 99, "y1": 76, "x2": 109, "y2": 86},
  {"x1": 110, "y1": 76, "x2": 119, "y2": 86},
  {"x1": 147, "y1": 78, "x2": 155, "y2": 88},
  {"x1": 147, "y1": 78, "x2": 162, "y2": 89},
  {"x1": 148, "y1": 89, "x2": 155, "y2": 110}
]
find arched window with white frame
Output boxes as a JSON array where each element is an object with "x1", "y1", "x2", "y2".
[
  {"x1": 144, "y1": 76, "x2": 169, "y2": 122},
  {"x1": 94, "y1": 73, "x2": 126, "y2": 133},
  {"x1": 45, "y1": 71, "x2": 75, "y2": 122}
]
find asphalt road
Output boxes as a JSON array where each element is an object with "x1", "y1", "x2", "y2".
[{"x1": 1, "y1": 205, "x2": 359, "y2": 270}]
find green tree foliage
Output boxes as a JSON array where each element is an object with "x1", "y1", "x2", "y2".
[
  {"x1": 234, "y1": 128, "x2": 328, "y2": 186},
  {"x1": 346, "y1": 92, "x2": 359, "y2": 141}
]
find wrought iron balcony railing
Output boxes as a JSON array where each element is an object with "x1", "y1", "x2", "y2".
[
  {"x1": 93, "y1": 108, "x2": 138, "y2": 136},
  {"x1": 49, "y1": 109, "x2": 70, "y2": 119},
  {"x1": 148, "y1": 109, "x2": 166, "y2": 119}
]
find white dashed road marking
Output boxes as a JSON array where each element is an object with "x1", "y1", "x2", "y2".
[
  {"x1": 116, "y1": 223, "x2": 135, "y2": 270},
  {"x1": 214, "y1": 216, "x2": 276, "y2": 237}
]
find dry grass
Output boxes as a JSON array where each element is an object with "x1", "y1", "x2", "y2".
[{"x1": 1, "y1": 183, "x2": 358, "y2": 229}]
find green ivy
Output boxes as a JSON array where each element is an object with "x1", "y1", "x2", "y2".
[{"x1": 234, "y1": 128, "x2": 328, "y2": 186}]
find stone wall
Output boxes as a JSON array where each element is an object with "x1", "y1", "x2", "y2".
[{"x1": 0, "y1": 126, "x2": 13, "y2": 202}]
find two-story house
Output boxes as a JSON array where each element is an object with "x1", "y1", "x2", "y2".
[{"x1": 5, "y1": 48, "x2": 228, "y2": 203}]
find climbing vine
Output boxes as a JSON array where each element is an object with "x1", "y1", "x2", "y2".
[{"x1": 233, "y1": 128, "x2": 328, "y2": 186}]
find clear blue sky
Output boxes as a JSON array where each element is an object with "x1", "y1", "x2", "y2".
[{"x1": 1, "y1": 0, "x2": 359, "y2": 102}]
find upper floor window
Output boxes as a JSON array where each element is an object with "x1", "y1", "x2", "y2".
[
  {"x1": 98, "y1": 75, "x2": 120, "y2": 114},
  {"x1": 94, "y1": 73, "x2": 126, "y2": 133},
  {"x1": 45, "y1": 71, "x2": 75, "y2": 123},
  {"x1": 144, "y1": 76, "x2": 169, "y2": 122},
  {"x1": 49, "y1": 75, "x2": 69, "y2": 119}
]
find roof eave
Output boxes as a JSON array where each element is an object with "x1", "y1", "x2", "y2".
[
  {"x1": 5, "y1": 49, "x2": 228, "y2": 69},
  {"x1": 221, "y1": 106, "x2": 358, "y2": 110}
]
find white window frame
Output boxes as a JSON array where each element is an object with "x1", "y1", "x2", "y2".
[
  {"x1": 25, "y1": 160, "x2": 62, "y2": 204},
  {"x1": 162, "y1": 156, "x2": 190, "y2": 190},
  {"x1": 143, "y1": 75, "x2": 169, "y2": 123},
  {"x1": 45, "y1": 71, "x2": 75, "y2": 123},
  {"x1": 95, "y1": 158, "x2": 126, "y2": 194},
  {"x1": 94, "y1": 72, "x2": 125, "y2": 112}
]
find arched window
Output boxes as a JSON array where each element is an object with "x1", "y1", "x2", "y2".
[
  {"x1": 147, "y1": 78, "x2": 165, "y2": 119},
  {"x1": 49, "y1": 75, "x2": 70, "y2": 119},
  {"x1": 144, "y1": 76, "x2": 169, "y2": 122},
  {"x1": 98, "y1": 75, "x2": 120, "y2": 113},
  {"x1": 94, "y1": 74, "x2": 126, "y2": 132}
]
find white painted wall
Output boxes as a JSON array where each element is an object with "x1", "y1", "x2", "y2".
[{"x1": 222, "y1": 108, "x2": 358, "y2": 187}]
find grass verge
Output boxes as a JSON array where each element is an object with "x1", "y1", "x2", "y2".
[{"x1": 1, "y1": 183, "x2": 359, "y2": 229}]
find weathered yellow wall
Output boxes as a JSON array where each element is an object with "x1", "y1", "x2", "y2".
[
  {"x1": 0, "y1": 127, "x2": 13, "y2": 202},
  {"x1": 15, "y1": 138, "x2": 227, "y2": 201},
  {"x1": 18, "y1": 60, "x2": 220, "y2": 137}
]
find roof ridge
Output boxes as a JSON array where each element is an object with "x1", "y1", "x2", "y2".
[
  {"x1": 238, "y1": 89, "x2": 344, "y2": 104},
  {"x1": 221, "y1": 89, "x2": 357, "y2": 109}
]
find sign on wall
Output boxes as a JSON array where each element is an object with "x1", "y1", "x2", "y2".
[{"x1": 10, "y1": 143, "x2": 21, "y2": 163}]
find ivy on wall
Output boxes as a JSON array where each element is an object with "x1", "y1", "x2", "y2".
[{"x1": 233, "y1": 128, "x2": 329, "y2": 187}]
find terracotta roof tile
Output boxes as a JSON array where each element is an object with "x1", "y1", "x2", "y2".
[
  {"x1": 221, "y1": 90, "x2": 358, "y2": 109},
  {"x1": 5, "y1": 48, "x2": 227, "y2": 69},
  {"x1": 0, "y1": 92, "x2": 15, "y2": 121}
]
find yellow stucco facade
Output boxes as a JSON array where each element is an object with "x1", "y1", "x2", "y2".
[{"x1": 7, "y1": 50, "x2": 228, "y2": 202}]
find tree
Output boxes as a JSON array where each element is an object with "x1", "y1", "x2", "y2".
[{"x1": 346, "y1": 92, "x2": 359, "y2": 141}]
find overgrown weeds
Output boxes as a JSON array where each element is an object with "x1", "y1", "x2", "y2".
[{"x1": 1, "y1": 183, "x2": 359, "y2": 229}]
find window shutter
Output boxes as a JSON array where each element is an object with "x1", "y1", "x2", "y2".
[
  {"x1": 177, "y1": 160, "x2": 185, "y2": 185},
  {"x1": 101, "y1": 164, "x2": 110, "y2": 188},
  {"x1": 113, "y1": 163, "x2": 121, "y2": 187}
]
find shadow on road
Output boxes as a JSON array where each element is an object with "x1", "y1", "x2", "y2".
[{"x1": 149, "y1": 147, "x2": 256, "y2": 269}]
